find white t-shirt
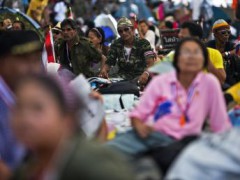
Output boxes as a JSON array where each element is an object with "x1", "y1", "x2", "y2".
[
  {"x1": 124, "y1": 47, "x2": 132, "y2": 62},
  {"x1": 145, "y1": 30, "x2": 155, "y2": 50}
]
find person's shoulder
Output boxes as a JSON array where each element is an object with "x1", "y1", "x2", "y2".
[
  {"x1": 135, "y1": 37, "x2": 151, "y2": 47},
  {"x1": 146, "y1": 30, "x2": 155, "y2": 36},
  {"x1": 201, "y1": 72, "x2": 220, "y2": 87},
  {"x1": 79, "y1": 36, "x2": 91, "y2": 44},
  {"x1": 61, "y1": 137, "x2": 134, "y2": 179},
  {"x1": 207, "y1": 47, "x2": 221, "y2": 56},
  {"x1": 110, "y1": 38, "x2": 123, "y2": 47}
]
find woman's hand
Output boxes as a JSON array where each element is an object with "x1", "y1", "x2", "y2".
[
  {"x1": 138, "y1": 71, "x2": 149, "y2": 86},
  {"x1": 131, "y1": 118, "x2": 153, "y2": 138}
]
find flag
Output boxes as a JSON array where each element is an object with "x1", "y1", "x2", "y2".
[
  {"x1": 42, "y1": 26, "x2": 55, "y2": 68},
  {"x1": 68, "y1": 7, "x2": 74, "y2": 19}
]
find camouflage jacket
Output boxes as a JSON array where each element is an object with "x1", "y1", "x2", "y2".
[
  {"x1": 106, "y1": 37, "x2": 151, "y2": 80},
  {"x1": 57, "y1": 36, "x2": 102, "y2": 77}
]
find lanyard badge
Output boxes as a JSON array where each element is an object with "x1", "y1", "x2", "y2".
[{"x1": 171, "y1": 83, "x2": 198, "y2": 127}]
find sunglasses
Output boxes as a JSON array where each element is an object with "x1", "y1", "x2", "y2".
[
  {"x1": 118, "y1": 27, "x2": 131, "y2": 34},
  {"x1": 218, "y1": 30, "x2": 231, "y2": 35}
]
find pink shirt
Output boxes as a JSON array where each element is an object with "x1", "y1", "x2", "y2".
[{"x1": 129, "y1": 71, "x2": 232, "y2": 139}]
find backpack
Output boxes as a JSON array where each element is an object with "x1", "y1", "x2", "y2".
[{"x1": 200, "y1": 0, "x2": 213, "y2": 21}]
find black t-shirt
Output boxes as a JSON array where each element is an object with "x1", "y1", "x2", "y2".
[{"x1": 207, "y1": 40, "x2": 235, "y2": 52}]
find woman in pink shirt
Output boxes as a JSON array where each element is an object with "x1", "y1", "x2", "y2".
[{"x1": 108, "y1": 38, "x2": 231, "y2": 156}]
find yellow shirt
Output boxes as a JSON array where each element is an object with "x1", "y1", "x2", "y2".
[
  {"x1": 162, "y1": 48, "x2": 224, "y2": 69},
  {"x1": 149, "y1": 47, "x2": 224, "y2": 74},
  {"x1": 27, "y1": 0, "x2": 48, "y2": 22},
  {"x1": 207, "y1": 47, "x2": 224, "y2": 69},
  {"x1": 226, "y1": 82, "x2": 240, "y2": 104}
]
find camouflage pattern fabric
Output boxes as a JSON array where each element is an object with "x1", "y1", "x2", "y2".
[
  {"x1": 57, "y1": 36, "x2": 102, "y2": 77},
  {"x1": 106, "y1": 36, "x2": 152, "y2": 80},
  {"x1": 117, "y1": 17, "x2": 133, "y2": 28}
]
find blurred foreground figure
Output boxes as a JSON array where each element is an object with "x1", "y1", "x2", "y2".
[
  {"x1": 0, "y1": 30, "x2": 43, "y2": 180},
  {"x1": 166, "y1": 128, "x2": 240, "y2": 180},
  {"x1": 10, "y1": 74, "x2": 134, "y2": 180}
]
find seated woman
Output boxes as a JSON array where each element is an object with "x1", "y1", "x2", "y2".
[
  {"x1": 107, "y1": 37, "x2": 232, "y2": 156},
  {"x1": 87, "y1": 27, "x2": 110, "y2": 76},
  {"x1": 10, "y1": 74, "x2": 134, "y2": 180},
  {"x1": 87, "y1": 27, "x2": 109, "y2": 56}
]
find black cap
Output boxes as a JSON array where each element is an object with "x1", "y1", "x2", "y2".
[{"x1": 0, "y1": 30, "x2": 42, "y2": 58}]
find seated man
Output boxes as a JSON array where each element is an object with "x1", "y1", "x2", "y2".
[
  {"x1": 100, "y1": 17, "x2": 153, "y2": 86},
  {"x1": 208, "y1": 19, "x2": 238, "y2": 86},
  {"x1": 57, "y1": 19, "x2": 105, "y2": 78}
]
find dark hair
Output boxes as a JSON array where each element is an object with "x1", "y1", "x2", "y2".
[
  {"x1": 173, "y1": 37, "x2": 209, "y2": 72},
  {"x1": 13, "y1": 20, "x2": 25, "y2": 30},
  {"x1": 61, "y1": 19, "x2": 77, "y2": 30},
  {"x1": 139, "y1": 19, "x2": 149, "y2": 26},
  {"x1": 87, "y1": 27, "x2": 105, "y2": 44},
  {"x1": 16, "y1": 74, "x2": 82, "y2": 115},
  {"x1": 181, "y1": 21, "x2": 203, "y2": 39},
  {"x1": 165, "y1": 21, "x2": 173, "y2": 29}
]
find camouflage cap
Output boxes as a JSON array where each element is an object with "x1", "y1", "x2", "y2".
[{"x1": 117, "y1": 17, "x2": 133, "y2": 28}]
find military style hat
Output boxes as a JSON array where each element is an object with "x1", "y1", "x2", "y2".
[
  {"x1": 117, "y1": 17, "x2": 133, "y2": 28},
  {"x1": 0, "y1": 30, "x2": 42, "y2": 58}
]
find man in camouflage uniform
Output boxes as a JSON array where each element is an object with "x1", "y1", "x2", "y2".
[
  {"x1": 100, "y1": 17, "x2": 153, "y2": 85},
  {"x1": 57, "y1": 19, "x2": 105, "y2": 78}
]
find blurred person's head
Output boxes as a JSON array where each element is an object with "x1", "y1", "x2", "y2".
[
  {"x1": 178, "y1": 21, "x2": 203, "y2": 39},
  {"x1": 0, "y1": 30, "x2": 43, "y2": 90},
  {"x1": 12, "y1": 20, "x2": 25, "y2": 31},
  {"x1": 212, "y1": 19, "x2": 230, "y2": 43},
  {"x1": 129, "y1": 13, "x2": 138, "y2": 29},
  {"x1": 52, "y1": 22, "x2": 62, "y2": 42},
  {"x1": 87, "y1": 27, "x2": 105, "y2": 47},
  {"x1": 173, "y1": 38, "x2": 208, "y2": 74},
  {"x1": 139, "y1": 19, "x2": 149, "y2": 35},
  {"x1": 61, "y1": 19, "x2": 78, "y2": 41},
  {"x1": 11, "y1": 74, "x2": 82, "y2": 151},
  {"x1": 3, "y1": 18, "x2": 12, "y2": 30},
  {"x1": 144, "y1": 50, "x2": 157, "y2": 67},
  {"x1": 117, "y1": 17, "x2": 134, "y2": 43},
  {"x1": 165, "y1": 21, "x2": 173, "y2": 29}
]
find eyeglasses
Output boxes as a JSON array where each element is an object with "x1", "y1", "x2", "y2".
[
  {"x1": 218, "y1": 30, "x2": 231, "y2": 35},
  {"x1": 118, "y1": 27, "x2": 131, "y2": 34}
]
